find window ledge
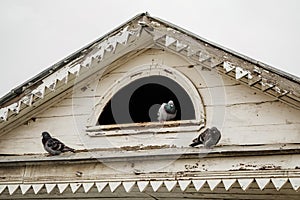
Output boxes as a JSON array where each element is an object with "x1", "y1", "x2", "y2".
[{"x1": 86, "y1": 119, "x2": 204, "y2": 137}]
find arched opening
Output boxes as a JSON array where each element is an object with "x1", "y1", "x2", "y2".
[{"x1": 98, "y1": 75, "x2": 195, "y2": 125}]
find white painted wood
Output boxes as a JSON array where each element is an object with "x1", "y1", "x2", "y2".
[
  {"x1": 112, "y1": 49, "x2": 190, "y2": 74},
  {"x1": 222, "y1": 179, "x2": 236, "y2": 191},
  {"x1": 95, "y1": 182, "x2": 107, "y2": 193},
  {"x1": 207, "y1": 179, "x2": 221, "y2": 191},
  {"x1": 1, "y1": 15, "x2": 300, "y2": 199},
  {"x1": 83, "y1": 182, "x2": 94, "y2": 193},
  {"x1": 177, "y1": 65, "x2": 239, "y2": 89},
  {"x1": 192, "y1": 179, "x2": 205, "y2": 191},
  {"x1": 0, "y1": 48, "x2": 299, "y2": 155},
  {"x1": 255, "y1": 178, "x2": 270, "y2": 190},
  {"x1": 289, "y1": 178, "x2": 300, "y2": 191},
  {"x1": 0, "y1": 176, "x2": 300, "y2": 198},
  {"x1": 70, "y1": 183, "x2": 81, "y2": 193},
  {"x1": 206, "y1": 101, "x2": 300, "y2": 127},
  {"x1": 199, "y1": 84, "x2": 274, "y2": 106},
  {"x1": 20, "y1": 184, "x2": 31, "y2": 194},
  {"x1": 163, "y1": 180, "x2": 177, "y2": 192},
  {"x1": 87, "y1": 120, "x2": 203, "y2": 137},
  {"x1": 35, "y1": 97, "x2": 95, "y2": 117},
  {"x1": 108, "y1": 181, "x2": 121, "y2": 192},
  {"x1": 271, "y1": 178, "x2": 288, "y2": 191},
  {"x1": 122, "y1": 181, "x2": 135, "y2": 193},
  {"x1": 45, "y1": 183, "x2": 56, "y2": 194},
  {"x1": 0, "y1": 185, "x2": 6, "y2": 194},
  {"x1": 137, "y1": 181, "x2": 149, "y2": 192},
  {"x1": 7, "y1": 184, "x2": 18, "y2": 195},
  {"x1": 178, "y1": 180, "x2": 191, "y2": 191},
  {"x1": 57, "y1": 183, "x2": 68, "y2": 193},
  {"x1": 32, "y1": 184, "x2": 44, "y2": 194},
  {"x1": 238, "y1": 179, "x2": 254, "y2": 191},
  {"x1": 235, "y1": 66, "x2": 249, "y2": 79},
  {"x1": 71, "y1": 72, "x2": 123, "y2": 98},
  {"x1": 223, "y1": 61, "x2": 235, "y2": 72},
  {"x1": 219, "y1": 123, "x2": 300, "y2": 145},
  {"x1": 150, "y1": 181, "x2": 163, "y2": 192}
]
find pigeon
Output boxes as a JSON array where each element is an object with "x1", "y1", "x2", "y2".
[
  {"x1": 190, "y1": 127, "x2": 221, "y2": 148},
  {"x1": 157, "y1": 100, "x2": 177, "y2": 122},
  {"x1": 42, "y1": 131, "x2": 75, "y2": 155}
]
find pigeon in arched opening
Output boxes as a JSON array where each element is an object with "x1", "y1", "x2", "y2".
[
  {"x1": 157, "y1": 100, "x2": 177, "y2": 122},
  {"x1": 42, "y1": 131, "x2": 75, "y2": 155},
  {"x1": 190, "y1": 127, "x2": 221, "y2": 148}
]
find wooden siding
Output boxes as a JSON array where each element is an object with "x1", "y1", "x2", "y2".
[
  {"x1": 0, "y1": 49, "x2": 299, "y2": 155},
  {"x1": 1, "y1": 149, "x2": 300, "y2": 199}
]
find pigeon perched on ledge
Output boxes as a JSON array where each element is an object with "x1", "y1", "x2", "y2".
[
  {"x1": 190, "y1": 127, "x2": 221, "y2": 148},
  {"x1": 42, "y1": 131, "x2": 75, "y2": 155},
  {"x1": 157, "y1": 100, "x2": 177, "y2": 122}
]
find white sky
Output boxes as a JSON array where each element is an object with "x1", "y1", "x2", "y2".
[{"x1": 0, "y1": 0, "x2": 299, "y2": 97}]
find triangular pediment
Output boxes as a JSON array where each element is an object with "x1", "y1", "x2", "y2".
[{"x1": 0, "y1": 13, "x2": 299, "y2": 137}]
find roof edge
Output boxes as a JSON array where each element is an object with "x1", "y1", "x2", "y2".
[
  {"x1": 149, "y1": 15, "x2": 300, "y2": 85},
  {"x1": 0, "y1": 13, "x2": 148, "y2": 106},
  {"x1": 1, "y1": 12, "x2": 299, "y2": 107}
]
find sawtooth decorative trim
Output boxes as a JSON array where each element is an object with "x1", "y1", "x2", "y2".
[{"x1": 0, "y1": 177, "x2": 299, "y2": 196}]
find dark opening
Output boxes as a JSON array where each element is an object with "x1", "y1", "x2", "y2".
[{"x1": 98, "y1": 76, "x2": 195, "y2": 125}]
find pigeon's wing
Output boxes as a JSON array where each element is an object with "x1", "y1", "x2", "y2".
[
  {"x1": 166, "y1": 110, "x2": 176, "y2": 121},
  {"x1": 49, "y1": 138, "x2": 65, "y2": 151},
  {"x1": 44, "y1": 138, "x2": 64, "y2": 155},
  {"x1": 204, "y1": 135, "x2": 221, "y2": 148},
  {"x1": 157, "y1": 103, "x2": 167, "y2": 122},
  {"x1": 199, "y1": 128, "x2": 210, "y2": 142},
  {"x1": 50, "y1": 138, "x2": 75, "y2": 153},
  {"x1": 203, "y1": 128, "x2": 221, "y2": 148},
  {"x1": 189, "y1": 128, "x2": 209, "y2": 147}
]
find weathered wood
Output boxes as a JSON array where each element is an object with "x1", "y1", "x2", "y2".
[
  {"x1": 199, "y1": 84, "x2": 275, "y2": 106},
  {"x1": 0, "y1": 50, "x2": 300, "y2": 153},
  {"x1": 111, "y1": 49, "x2": 191, "y2": 74},
  {"x1": 220, "y1": 123, "x2": 300, "y2": 145},
  {"x1": 35, "y1": 97, "x2": 97, "y2": 117},
  {"x1": 1, "y1": 148, "x2": 300, "y2": 174},
  {"x1": 71, "y1": 72, "x2": 125, "y2": 98},
  {"x1": 174, "y1": 65, "x2": 239, "y2": 89},
  {"x1": 205, "y1": 101, "x2": 300, "y2": 127}
]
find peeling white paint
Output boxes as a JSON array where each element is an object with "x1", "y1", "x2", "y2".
[
  {"x1": 235, "y1": 66, "x2": 249, "y2": 79},
  {"x1": 45, "y1": 183, "x2": 56, "y2": 194},
  {"x1": 0, "y1": 15, "x2": 297, "y2": 126},
  {"x1": 223, "y1": 61, "x2": 235, "y2": 72},
  {"x1": 165, "y1": 35, "x2": 177, "y2": 47},
  {"x1": 1, "y1": 177, "x2": 299, "y2": 196},
  {"x1": 82, "y1": 26, "x2": 136, "y2": 67}
]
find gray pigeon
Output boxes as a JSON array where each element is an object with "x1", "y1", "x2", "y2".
[
  {"x1": 190, "y1": 127, "x2": 221, "y2": 148},
  {"x1": 42, "y1": 131, "x2": 75, "y2": 155},
  {"x1": 157, "y1": 100, "x2": 177, "y2": 122}
]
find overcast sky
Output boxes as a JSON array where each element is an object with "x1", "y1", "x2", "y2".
[{"x1": 0, "y1": 0, "x2": 299, "y2": 97}]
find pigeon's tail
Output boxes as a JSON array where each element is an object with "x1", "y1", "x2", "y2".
[
  {"x1": 189, "y1": 137, "x2": 203, "y2": 147},
  {"x1": 189, "y1": 142, "x2": 199, "y2": 147},
  {"x1": 62, "y1": 146, "x2": 75, "y2": 153}
]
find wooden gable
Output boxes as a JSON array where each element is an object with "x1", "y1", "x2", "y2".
[
  {"x1": 0, "y1": 13, "x2": 300, "y2": 199},
  {"x1": 0, "y1": 13, "x2": 299, "y2": 154},
  {"x1": 0, "y1": 47, "x2": 299, "y2": 154}
]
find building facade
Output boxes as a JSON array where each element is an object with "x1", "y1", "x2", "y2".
[{"x1": 0, "y1": 13, "x2": 299, "y2": 199}]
